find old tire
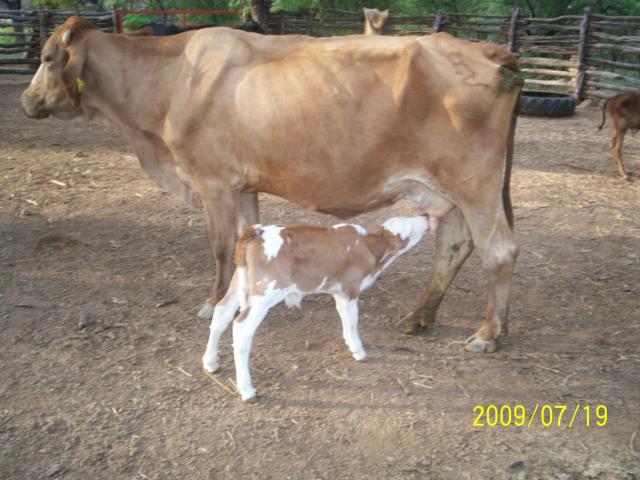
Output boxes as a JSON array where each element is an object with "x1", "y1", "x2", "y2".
[{"x1": 519, "y1": 92, "x2": 576, "y2": 117}]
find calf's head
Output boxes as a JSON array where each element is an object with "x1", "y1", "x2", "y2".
[
  {"x1": 382, "y1": 215, "x2": 430, "y2": 252},
  {"x1": 21, "y1": 16, "x2": 92, "y2": 120}
]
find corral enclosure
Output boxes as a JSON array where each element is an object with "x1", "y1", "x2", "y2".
[
  {"x1": 1, "y1": 8, "x2": 640, "y2": 480},
  {"x1": 3, "y1": 7, "x2": 640, "y2": 99},
  {"x1": 1, "y1": 76, "x2": 640, "y2": 477}
]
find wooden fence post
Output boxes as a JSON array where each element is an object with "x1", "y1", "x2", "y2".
[
  {"x1": 111, "y1": 4, "x2": 118, "y2": 33},
  {"x1": 306, "y1": 10, "x2": 314, "y2": 35},
  {"x1": 507, "y1": 7, "x2": 521, "y2": 53},
  {"x1": 37, "y1": 4, "x2": 46, "y2": 55},
  {"x1": 432, "y1": 10, "x2": 443, "y2": 33},
  {"x1": 575, "y1": 6, "x2": 591, "y2": 101}
]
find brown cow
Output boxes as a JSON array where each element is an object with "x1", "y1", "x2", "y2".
[
  {"x1": 21, "y1": 17, "x2": 522, "y2": 353},
  {"x1": 598, "y1": 91, "x2": 640, "y2": 179}
]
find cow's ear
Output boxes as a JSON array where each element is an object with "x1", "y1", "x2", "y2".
[
  {"x1": 60, "y1": 16, "x2": 92, "y2": 107},
  {"x1": 61, "y1": 44, "x2": 86, "y2": 107}
]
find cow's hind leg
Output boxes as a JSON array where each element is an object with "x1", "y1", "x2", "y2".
[
  {"x1": 610, "y1": 127, "x2": 630, "y2": 179},
  {"x1": 202, "y1": 272, "x2": 240, "y2": 373},
  {"x1": 402, "y1": 208, "x2": 474, "y2": 334},
  {"x1": 463, "y1": 209, "x2": 518, "y2": 353}
]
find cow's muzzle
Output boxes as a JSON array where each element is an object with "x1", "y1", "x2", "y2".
[{"x1": 20, "y1": 91, "x2": 49, "y2": 119}]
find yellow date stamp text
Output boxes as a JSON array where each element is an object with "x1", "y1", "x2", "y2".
[{"x1": 472, "y1": 404, "x2": 608, "y2": 428}]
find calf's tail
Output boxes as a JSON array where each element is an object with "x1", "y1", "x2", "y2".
[{"x1": 597, "y1": 98, "x2": 611, "y2": 131}]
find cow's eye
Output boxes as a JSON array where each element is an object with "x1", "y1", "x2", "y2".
[{"x1": 43, "y1": 55, "x2": 53, "y2": 63}]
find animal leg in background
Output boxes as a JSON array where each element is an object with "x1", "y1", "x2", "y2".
[{"x1": 610, "y1": 124, "x2": 630, "y2": 179}]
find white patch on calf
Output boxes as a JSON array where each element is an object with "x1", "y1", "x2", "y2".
[
  {"x1": 260, "y1": 226, "x2": 284, "y2": 261},
  {"x1": 332, "y1": 223, "x2": 368, "y2": 236},
  {"x1": 284, "y1": 291, "x2": 302, "y2": 309},
  {"x1": 382, "y1": 216, "x2": 429, "y2": 250},
  {"x1": 360, "y1": 274, "x2": 376, "y2": 292},
  {"x1": 315, "y1": 277, "x2": 328, "y2": 293}
]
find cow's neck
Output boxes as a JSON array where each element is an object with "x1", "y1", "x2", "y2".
[
  {"x1": 79, "y1": 31, "x2": 201, "y2": 207},
  {"x1": 81, "y1": 31, "x2": 187, "y2": 135}
]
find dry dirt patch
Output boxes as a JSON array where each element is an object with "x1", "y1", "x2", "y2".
[{"x1": 1, "y1": 76, "x2": 639, "y2": 479}]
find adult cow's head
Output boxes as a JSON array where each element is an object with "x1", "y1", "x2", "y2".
[{"x1": 21, "y1": 16, "x2": 93, "y2": 120}]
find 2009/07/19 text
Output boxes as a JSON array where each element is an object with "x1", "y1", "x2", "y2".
[{"x1": 472, "y1": 404, "x2": 608, "y2": 428}]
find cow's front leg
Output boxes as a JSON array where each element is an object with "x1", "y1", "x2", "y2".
[
  {"x1": 238, "y1": 192, "x2": 259, "y2": 232},
  {"x1": 401, "y1": 208, "x2": 473, "y2": 334},
  {"x1": 196, "y1": 189, "x2": 240, "y2": 319}
]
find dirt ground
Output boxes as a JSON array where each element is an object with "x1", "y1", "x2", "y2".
[{"x1": 1, "y1": 74, "x2": 639, "y2": 480}]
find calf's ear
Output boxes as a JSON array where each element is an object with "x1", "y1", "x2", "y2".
[{"x1": 378, "y1": 234, "x2": 404, "y2": 266}]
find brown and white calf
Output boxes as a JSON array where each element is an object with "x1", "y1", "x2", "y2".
[
  {"x1": 202, "y1": 215, "x2": 431, "y2": 401},
  {"x1": 598, "y1": 91, "x2": 640, "y2": 179}
]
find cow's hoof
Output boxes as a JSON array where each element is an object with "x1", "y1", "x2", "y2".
[
  {"x1": 465, "y1": 335, "x2": 498, "y2": 353},
  {"x1": 399, "y1": 314, "x2": 423, "y2": 335},
  {"x1": 197, "y1": 303, "x2": 214, "y2": 319},
  {"x1": 202, "y1": 360, "x2": 220, "y2": 374},
  {"x1": 399, "y1": 310, "x2": 434, "y2": 335}
]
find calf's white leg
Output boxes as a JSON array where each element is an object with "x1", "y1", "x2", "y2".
[
  {"x1": 202, "y1": 273, "x2": 240, "y2": 373},
  {"x1": 334, "y1": 295, "x2": 367, "y2": 361},
  {"x1": 232, "y1": 295, "x2": 277, "y2": 402}
]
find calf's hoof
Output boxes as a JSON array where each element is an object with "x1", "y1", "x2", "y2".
[
  {"x1": 197, "y1": 303, "x2": 214, "y2": 319},
  {"x1": 240, "y1": 388, "x2": 257, "y2": 403},
  {"x1": 352, "y1": 350, "x2": 367, "y2": 362},
  {"x1": 202, "y1": 359, "x2": 220, "y2": 374},
  {"x1": 465, "y1": 335, "x2": 498, "y2": 353}
]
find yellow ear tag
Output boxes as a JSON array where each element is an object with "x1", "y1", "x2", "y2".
[{"x1": 76, "y1": 77, "x2": 85, "y2": 94}]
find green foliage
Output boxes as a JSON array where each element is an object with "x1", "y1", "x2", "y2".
[
  {"x1": 269, "y1": 0, "x2": 640, "y2": 16},
  {"x1": 26, "y1": 0, "x2": 640, "y2": 17}
]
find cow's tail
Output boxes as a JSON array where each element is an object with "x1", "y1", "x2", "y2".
[
  {"x1": 597, "y1": 97, "x2": 611, "y2": 131},
  {"x1": 503, "y1": 94, "x2": 519, "y2": 229}
]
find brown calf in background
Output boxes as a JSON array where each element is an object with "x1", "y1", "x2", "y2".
[{"x1": 598, "y1": 91, "x2": 640, "y2": 179}]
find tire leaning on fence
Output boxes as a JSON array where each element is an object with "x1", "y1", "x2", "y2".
[{"x1": 519, "y1": 91, "x2": 577, "y2": 117}]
